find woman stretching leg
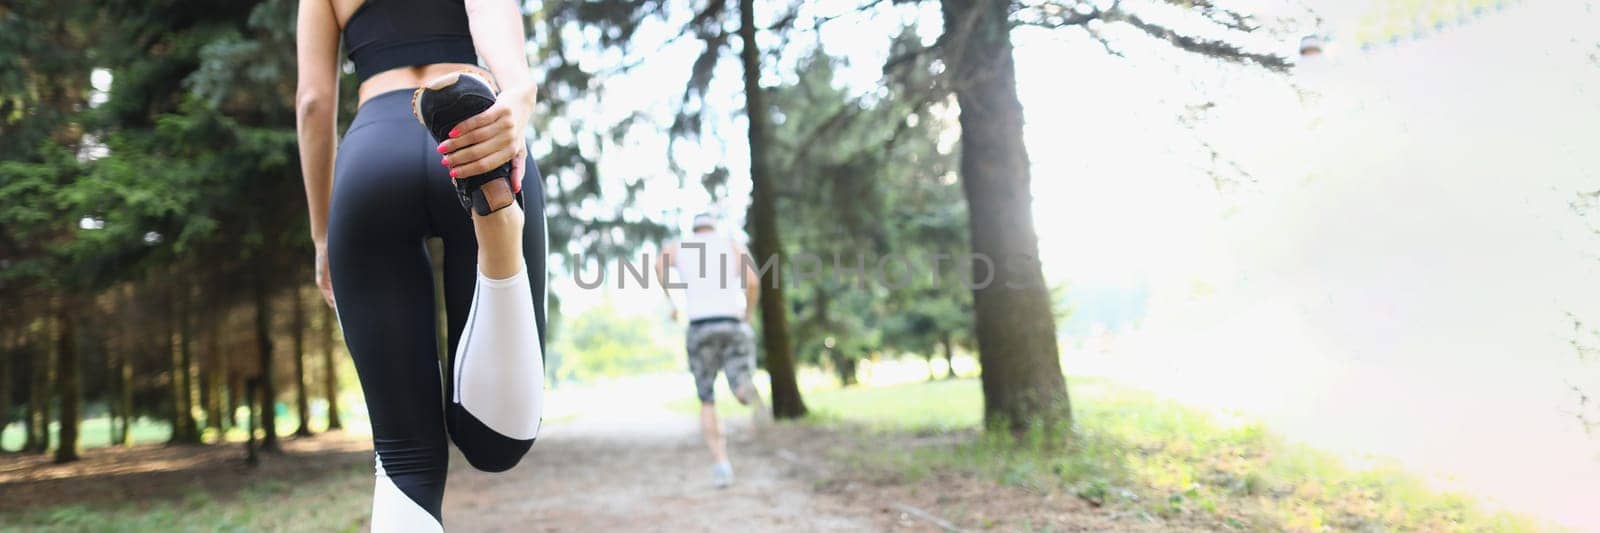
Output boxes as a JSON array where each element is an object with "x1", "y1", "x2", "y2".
[{"x1": 295, "y1": 1, "x2": 545, "y2": 530}]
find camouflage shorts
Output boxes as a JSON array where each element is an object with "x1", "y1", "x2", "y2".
[{"x1": 686, "y1": 319, "x2": 756, "y2": 404}]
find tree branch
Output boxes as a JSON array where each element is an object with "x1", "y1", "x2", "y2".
[
  {"x1": 1158, "y1": 0, "x2": 1258, "y2": 32},
  {"x1": 882, "y1": 38, "x2": 944, "y2": 76},
  {"x1": 1108, "y1": 8, "x2": 1290, "y2": 71},
  {"x1": 1081, "y1": 25, "x2": 1124, "y2": 58},
  {"x1": 1013, "y1": 1, "x2": 1289, "y2": 71},
  {"x1": 800, "y1": 0, "x2": 889, "y2": 31},
  {"x1": 1012, "y1": 0, "x2": 1106, "y2": 29}
]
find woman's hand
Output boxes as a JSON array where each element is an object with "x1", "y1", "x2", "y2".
[
  {"x1": 436, "y1": 80, "x2": 535, "y2": 187},
  {"x1": 315, "y1": 241, "x2": 336, "y2": 310}
]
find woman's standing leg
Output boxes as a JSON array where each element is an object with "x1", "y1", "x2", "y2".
[
  {"x1": 328, "y1": 108, "x2": 452, "y2": 531},
  {"x1": 432, "y1": 153, "x2": 548, "y2": 471}
]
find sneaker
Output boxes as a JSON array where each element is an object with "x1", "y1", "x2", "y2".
[
  {"x1": 712, "y1": 461, "x2": 734, "y2": 489},
  {"x1": 411, "y1": 71, "x2": 518, "y2": 216}
]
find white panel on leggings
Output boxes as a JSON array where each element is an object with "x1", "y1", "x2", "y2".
[
  {"x1": 370, "y1": 455, "x2": 443, "y2": 533},
  {"x1": 454, "y1": 267, "x2": 545, "y2": 440}
]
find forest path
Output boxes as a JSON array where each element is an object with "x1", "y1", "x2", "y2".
[{"x1": 445, "y1": 375, "x2": 881, "y2": 532}]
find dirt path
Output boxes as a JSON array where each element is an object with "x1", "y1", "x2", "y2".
[
  {"x1": 446, "y1": 378, "x2": 878, "y2": 531},
  {"x1": 5, "y1": 374, "x2": 1102, "y2": 531}
]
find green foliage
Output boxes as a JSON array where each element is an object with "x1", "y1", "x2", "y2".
[
  {"x1": 548, "y1": 303, "x2": 679, "y2": 382},
  {"x1": 1, "y1": 0, "x2": 320, "y2": 454},
  {"x1": 767, "y1": 40, "x2": 971, "y2": 382},
  {"x1": 0, "y1": 0, "x2": 688, "y2": 458},
  {"x1": 531, "y1": 1, "x2": 673, "y2": 263}
]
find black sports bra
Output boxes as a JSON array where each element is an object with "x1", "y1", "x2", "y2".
[{"x1": 343, "y1": 0, "x2": 479, "y2": 81}]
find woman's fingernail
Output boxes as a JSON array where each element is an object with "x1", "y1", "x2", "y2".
[
  {"x1": 440, "y1": 156, "x2": 450, "y2": 166},
  {"x1": 450, "y1": 168, "x2": 459, "y2": 178},
  {"x1": 436, "y1": 144, "x2": 448, "y2": 154},
  {"x1": 512, "y1": 179, "x2": 522, "y2": 194},
  {"x1": 449, "y1": 128, "x2": 460, "y2": 138}
]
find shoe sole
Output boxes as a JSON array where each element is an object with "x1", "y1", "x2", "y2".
[
  {"x1": 409, "y1": 70, "x2": 518, "y2": 216},
  {"x1": 410, "y1": 71, "x2": 496, "y2": 132}
]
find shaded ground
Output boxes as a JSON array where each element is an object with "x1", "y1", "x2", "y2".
[{"x1": 0, "y1": 434, "x2": 371, "y2": 515}]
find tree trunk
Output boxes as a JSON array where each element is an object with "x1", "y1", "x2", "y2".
[
  {"x1": 291, "y1": 289, "x2": 312, "y2": 437},
  {"x1": 834, "y1": 354, "x2": 858, "y2": 387},
  {"x1": 167, "y1": 284, "x2": 199, "y2": 444},
  {"x1": 178, "y1": 289, "x2": 200, "y2": 443},
  {"x1": 116, "y1": 351, "x2": 132, "y2": 445},
  {"x1": 942, "y1": 332, "x2": 957, "y2": 380},
  {"x1": 196, "y1": 355, "x2": 208, "y2": 435},
  {"x1": 108, "y1": 373, "x2": 119, "y2": 446},
  {"x1": 99, "y1": 334, "x2": 117, "y2": 447},
  {"x1": 108, "y1": 351, "x2": 122, "y2": 445},
  {"x1": 254, "y1": 270, "x2": 281, "y2": 452},
  {"x1": 23, "y1": 374, "x2": 37, "y2": 452},
  {"x1": 164, "y1": 288, "x2": 180, "y2": 442},
  {"x1": 244, "y1": 378, "x2": 259, "y2": 467},
  {"x1": 939, "y1": 0, "x2": 1070, "y2": 434},
  {"x1": 738, "y1": 0, "x2": 806, "y2": 419},
  {"x1": 28, "y1": 326, "x2": 52, "y2": 453},
  {"x1": 322, "y1": 302, "x2": 342, "y2": 430},
  {"x1": 226, "y1": 375, "x2": 240, "y2": 430},
  {"x1": 206, "y1": 320, "x2": 225, "y2": 434},
  {"x1": 114, "y1": 285, "x2": 133, "y2": 446},
  {"x1": 54, "y1": 301, "x2": 80, "y2": 463},
  {"x1": 0, "y1": 328, "x2": 11, "y2": 453}
]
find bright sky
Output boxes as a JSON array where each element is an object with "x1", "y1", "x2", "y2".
[{"x1": 1037, "y1": 2, "x2": 1600, "y2": 528}]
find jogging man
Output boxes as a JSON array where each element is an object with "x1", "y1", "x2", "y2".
[{"x1": 656, "y1": 213, "x2": 768, "y2": 488}]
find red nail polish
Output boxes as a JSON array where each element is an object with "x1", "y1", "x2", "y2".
[
  {"x1": 436, "y1": 144, "x2": 448, "y2": 154},
  {"x1": 450, "y1": 169, "x2": 459, "y2": 178},
  {"x1": 449, "y1": 128, "x2": 460, "y2": 138},
  {"x1": 512, "y1": 178, "x2": 522, "y2": 194},
  {"x1": 441, "y1": 156, "x2": 449, "y2": 166}
]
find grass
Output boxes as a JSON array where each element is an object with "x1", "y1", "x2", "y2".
[
  {"x1": 1, "y1": 410, "x2": 376, "y2": 532},
  {"x1": 1, "y1": 417, "x2": 172, "y2": 451},
  {"x1": 2, "y1": 402, "x2": 373, "y2": 452},
  {"x1": 0, "y1": 462, "x2": 372, "y2": 533},
  {"x1": 802, "y1": 377, "x2": 1550, "y2": 532}
]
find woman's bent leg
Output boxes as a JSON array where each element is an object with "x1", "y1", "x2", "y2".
[{"x1": 435, "y1": 155, "x2": 549, "y2": 472}]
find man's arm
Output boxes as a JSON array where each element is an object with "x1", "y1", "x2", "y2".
[
  {"x1": 733, "y1": 237, "x2": 759, "y2": 323},
  {"x1": 656, "y1": 242, "x2": 680, "y2": 320}
]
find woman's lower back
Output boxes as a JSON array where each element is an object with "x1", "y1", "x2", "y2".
[{"x1": 357, "y1": 63, "x2": 493, "y2": 106}]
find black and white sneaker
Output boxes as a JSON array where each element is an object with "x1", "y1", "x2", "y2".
[{"x1": 412, "y1": 71, "x2": 518, "y2": 216}]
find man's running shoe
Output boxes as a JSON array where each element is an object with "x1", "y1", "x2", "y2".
[{"x1": 712, "y1": 461, "x2": 735, "y2": 489}]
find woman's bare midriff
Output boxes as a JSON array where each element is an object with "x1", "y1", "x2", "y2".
[{"x1": 358, "y1": 63, "x2": 495, "y2": 107}]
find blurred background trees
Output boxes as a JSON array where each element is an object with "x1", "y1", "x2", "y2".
[
  {"x1": 0, "y1": 0, "x2": 1297, "y2": 459},
  {"x1": 0, "y1": 0, "x2": 669, "y2": 458}
]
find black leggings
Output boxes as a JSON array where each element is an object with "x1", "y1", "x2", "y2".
[{"x1": 327, "y1": 88, "x2": 547, "y2": 525}]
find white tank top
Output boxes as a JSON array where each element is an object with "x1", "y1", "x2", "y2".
[{"x1": 673, "y1": 231, "x2": 747, "y2": 321}]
